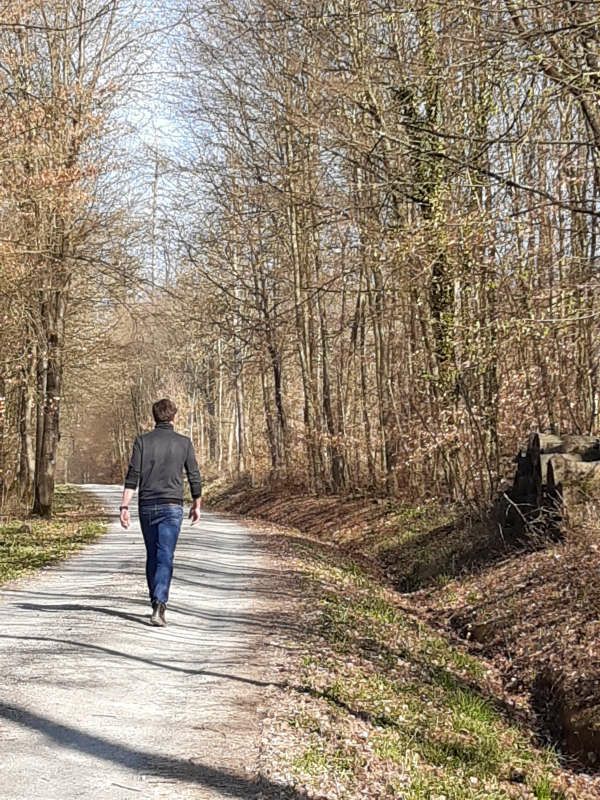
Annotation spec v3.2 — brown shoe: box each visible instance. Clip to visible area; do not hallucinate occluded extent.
[151,601,166,627]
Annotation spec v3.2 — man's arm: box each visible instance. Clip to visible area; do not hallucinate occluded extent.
[121,437,141,529]
[185,439,202,525]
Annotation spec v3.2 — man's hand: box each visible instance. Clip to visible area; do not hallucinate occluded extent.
[189,499,202,526]
[119,488,134,529]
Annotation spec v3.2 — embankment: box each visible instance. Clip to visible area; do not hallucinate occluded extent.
[207,481,600,778]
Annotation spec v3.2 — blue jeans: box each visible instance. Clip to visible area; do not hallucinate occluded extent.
[139,503,184,604]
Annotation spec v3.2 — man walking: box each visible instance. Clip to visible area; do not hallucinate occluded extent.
[120,398,202,627]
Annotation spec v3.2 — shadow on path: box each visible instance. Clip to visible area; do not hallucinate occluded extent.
[17,603,150,627]
[0,632,413,733]
[0,634,269,683]
[0,702,312,799]
[14,601,302,633]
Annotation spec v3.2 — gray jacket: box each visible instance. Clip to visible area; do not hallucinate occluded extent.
[124,422,202,505]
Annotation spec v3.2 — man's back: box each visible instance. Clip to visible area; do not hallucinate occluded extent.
[124,421,202,506]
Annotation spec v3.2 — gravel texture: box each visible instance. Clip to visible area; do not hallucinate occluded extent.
[0,485,281,800]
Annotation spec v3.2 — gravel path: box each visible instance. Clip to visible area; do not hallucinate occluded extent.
[0,485,282,800]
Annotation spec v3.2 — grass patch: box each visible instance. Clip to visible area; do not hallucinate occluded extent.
[212,483,599,794]
[0,485,106,584]
[277,545,570,799]
[293,740,357,779]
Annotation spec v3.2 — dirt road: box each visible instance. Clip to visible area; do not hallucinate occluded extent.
[0,485,285,800]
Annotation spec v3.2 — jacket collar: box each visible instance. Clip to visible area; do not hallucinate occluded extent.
[155,421,174,430]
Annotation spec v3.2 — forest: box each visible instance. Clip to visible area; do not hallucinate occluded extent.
[1,3,600,798]
[1,0,599,517]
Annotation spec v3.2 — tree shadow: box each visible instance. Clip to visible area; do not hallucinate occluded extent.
[17,602,151,626]
[377,516,525,591]
[0,630,471,736]
[14,601,304,637]
[0,701,316,799]
[0,632,294,686]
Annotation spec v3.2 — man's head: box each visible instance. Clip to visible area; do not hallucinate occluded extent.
[152,398,177,424]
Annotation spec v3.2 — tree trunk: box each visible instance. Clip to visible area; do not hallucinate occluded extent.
[18,346,36,501]
[234,363,245,475]
[0,373,5,504]
[32,289,67,518]
[261,365,278,472]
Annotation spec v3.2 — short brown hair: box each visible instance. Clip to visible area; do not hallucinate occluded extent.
[152,398,177,423]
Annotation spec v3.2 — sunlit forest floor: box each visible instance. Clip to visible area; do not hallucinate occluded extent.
[209,482,600,800]
[0,486,106,584]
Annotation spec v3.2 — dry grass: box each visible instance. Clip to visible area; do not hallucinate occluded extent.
[423,516,600,772]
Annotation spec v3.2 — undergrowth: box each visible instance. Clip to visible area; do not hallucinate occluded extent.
[0,485,105,584]
[265,540,574,800]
